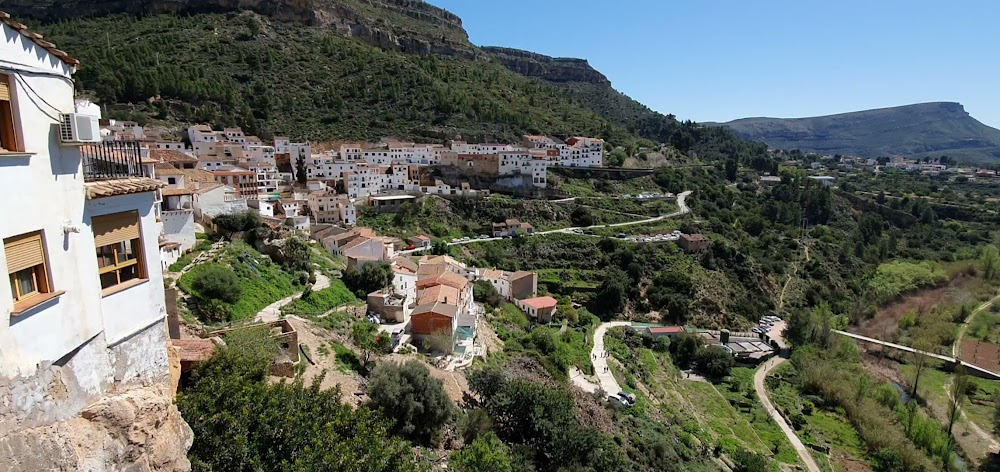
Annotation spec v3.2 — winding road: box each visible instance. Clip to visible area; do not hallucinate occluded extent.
[446,190,692,247]
[753,356,822,472]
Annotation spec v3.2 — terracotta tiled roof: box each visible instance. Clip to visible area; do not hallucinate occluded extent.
[416,271,468,291]
[154,164,185,176]
[150,149,197,163]
[0,12,79,67]
[508,271,534,282]
[521,296,558,310]
[84,178,164,199]
[162,188,194,196]
[419,284,460,306]
[411,302,459,319]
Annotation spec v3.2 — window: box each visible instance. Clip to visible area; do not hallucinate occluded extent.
[0,74,20,152]
[92,211,146,292]
[167,177,177,185]
[5,231,50,304]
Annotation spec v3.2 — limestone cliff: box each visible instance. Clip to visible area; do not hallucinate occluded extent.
[482,46,610,85]
[0,0,480,59]
[0,384,194,471]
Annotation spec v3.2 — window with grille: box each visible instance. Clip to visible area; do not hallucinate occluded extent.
[92,211,146,291]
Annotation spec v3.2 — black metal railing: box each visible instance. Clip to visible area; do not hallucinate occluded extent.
[82,141,147,181]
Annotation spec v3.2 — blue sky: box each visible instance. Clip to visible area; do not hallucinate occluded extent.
[429,0,1000,128]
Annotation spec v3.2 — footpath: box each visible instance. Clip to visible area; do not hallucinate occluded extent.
[753,356,821,472]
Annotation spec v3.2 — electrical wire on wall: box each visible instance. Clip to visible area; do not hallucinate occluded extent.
[10,73,65,123]
[0,64,76,123]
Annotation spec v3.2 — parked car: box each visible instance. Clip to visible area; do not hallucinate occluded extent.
[616,233,627,238]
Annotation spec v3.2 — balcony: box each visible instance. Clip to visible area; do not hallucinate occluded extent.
[82,141,147,181]
[82,141,163,200]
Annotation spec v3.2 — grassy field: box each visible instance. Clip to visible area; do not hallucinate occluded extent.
[177,241,300,321]
[600,329,800,470]
[280,281,358,316]
[764,363,868,471]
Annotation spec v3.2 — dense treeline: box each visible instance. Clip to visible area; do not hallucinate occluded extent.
[37,11,764,159]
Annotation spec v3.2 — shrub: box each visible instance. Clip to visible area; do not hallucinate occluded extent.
[367,360,455,443]
[343,262,393,298]
[189,265,242,321]
[178,327,419,472]
[694,345,734,378]
[473,280,502,309]
[450,432,514,472]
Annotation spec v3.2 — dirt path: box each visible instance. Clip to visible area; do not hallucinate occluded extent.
[953,291,1000,357]
[754,356,822,472]
[256,272,331,323]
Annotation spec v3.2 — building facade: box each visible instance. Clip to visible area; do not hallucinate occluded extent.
[0,18,189,468]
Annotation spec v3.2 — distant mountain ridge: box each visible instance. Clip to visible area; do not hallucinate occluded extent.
[712,102,1000,163]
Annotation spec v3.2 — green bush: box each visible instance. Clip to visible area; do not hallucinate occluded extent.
[450,432,514,472]
[473,280,502,309]
[178,327,419,472]
[343,262,393,298]
[367,360,455,443]
[694,345,734,378]
[178,243,299,321]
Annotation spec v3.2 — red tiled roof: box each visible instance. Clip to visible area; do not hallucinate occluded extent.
[521,296,558,310]
[0,12,80,67]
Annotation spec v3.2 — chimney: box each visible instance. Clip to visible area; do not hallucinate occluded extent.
[720,329,730,345]
[194,181,201,190]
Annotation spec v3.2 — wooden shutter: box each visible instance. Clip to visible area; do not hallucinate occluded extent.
[0,80,9,101]
[5,232,44,273]
[92,211,140,247]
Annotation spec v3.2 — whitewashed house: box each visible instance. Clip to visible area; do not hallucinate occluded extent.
[0,17,177,457]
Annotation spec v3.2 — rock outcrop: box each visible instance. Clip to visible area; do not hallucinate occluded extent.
[0,384,194,471]
[0,0,480,59]
[482,47,610,84]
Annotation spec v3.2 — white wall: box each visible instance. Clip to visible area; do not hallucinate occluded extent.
[0,24,170,433]
[83,193,166,345]
[160,210,196,251]
[0,23,99,377]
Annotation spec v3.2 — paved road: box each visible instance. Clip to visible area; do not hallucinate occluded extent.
[446,190,692,247]
[953,292,1000,357]
[754,356,822,472]
[255,271,331,323]
[589,321,631,395]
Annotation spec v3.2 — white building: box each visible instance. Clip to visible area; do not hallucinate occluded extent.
[0,19,182,464]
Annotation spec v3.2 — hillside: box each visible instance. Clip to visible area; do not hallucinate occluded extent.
[714,102,1000,163]
[1,0,760,159]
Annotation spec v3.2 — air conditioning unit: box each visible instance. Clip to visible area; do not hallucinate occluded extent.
[59,113,101,144]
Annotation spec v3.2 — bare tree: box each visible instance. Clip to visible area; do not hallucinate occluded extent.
[948,363,969,437]
[909,337,933,398]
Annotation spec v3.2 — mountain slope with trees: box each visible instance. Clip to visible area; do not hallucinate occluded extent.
[5,0,758,158]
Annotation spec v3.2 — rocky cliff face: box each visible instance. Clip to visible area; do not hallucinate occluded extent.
[0,384,193,471]
[482,47,610,84]
[0,0,480,59]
